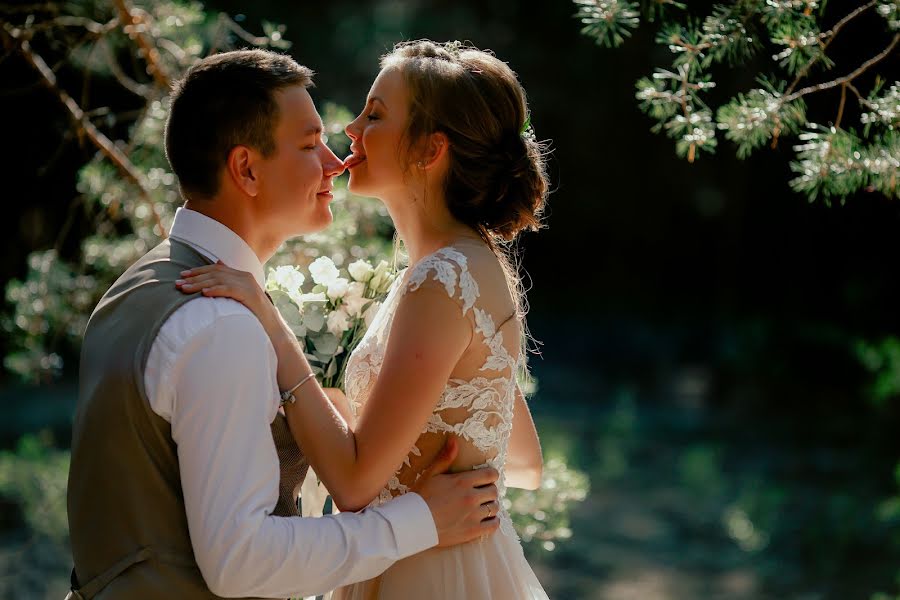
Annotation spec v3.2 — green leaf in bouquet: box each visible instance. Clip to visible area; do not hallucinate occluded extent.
[268,289,306,336]
[312,284,327,294]
[302,305,325,332]
[312,332,339,356]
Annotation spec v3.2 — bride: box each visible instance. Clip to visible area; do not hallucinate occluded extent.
[178,39,551,598]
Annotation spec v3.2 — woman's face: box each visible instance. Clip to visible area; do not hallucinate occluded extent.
[344,67,412,199]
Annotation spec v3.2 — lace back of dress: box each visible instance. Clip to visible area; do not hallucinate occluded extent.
[344,245,522,537]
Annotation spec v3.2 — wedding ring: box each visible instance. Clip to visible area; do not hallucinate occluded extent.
[483,502,494,519]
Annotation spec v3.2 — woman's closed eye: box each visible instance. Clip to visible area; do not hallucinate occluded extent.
[366,112,380,122]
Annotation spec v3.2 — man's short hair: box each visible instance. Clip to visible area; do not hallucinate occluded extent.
[164,49,314,199]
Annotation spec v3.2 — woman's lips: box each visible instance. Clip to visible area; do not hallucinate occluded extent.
[343,153,367,169]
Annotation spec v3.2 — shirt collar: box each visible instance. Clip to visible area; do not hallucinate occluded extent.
[168,207,265,288]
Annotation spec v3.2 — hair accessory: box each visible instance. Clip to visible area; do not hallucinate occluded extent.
[520,116,535,141]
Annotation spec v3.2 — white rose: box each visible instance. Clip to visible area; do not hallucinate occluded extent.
[369,260,392,293]
[363,301,381,327]
[309,256,340,286]
[326,277,350,300]
[267,265,304,292]
[343,282,367,316]
[326,306,351,336]
[348,259,375,283]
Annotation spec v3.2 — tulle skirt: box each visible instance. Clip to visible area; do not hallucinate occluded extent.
[332,514,549,600]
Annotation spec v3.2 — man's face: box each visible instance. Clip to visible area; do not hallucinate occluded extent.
[254,85,344,237]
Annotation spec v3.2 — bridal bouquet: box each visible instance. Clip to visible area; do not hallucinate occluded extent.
[265,256,397,389]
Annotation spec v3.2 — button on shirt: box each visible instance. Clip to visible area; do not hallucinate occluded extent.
[143,207,438,598]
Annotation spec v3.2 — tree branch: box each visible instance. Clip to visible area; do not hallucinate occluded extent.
[111,0,171,90]
[846,81,878,111]
[2,24,166,238]
[784,33,900,103]
[784,1,878,97]
[835,82,847,129]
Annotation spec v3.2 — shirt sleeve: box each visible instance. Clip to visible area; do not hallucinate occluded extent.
[169,310,438,598]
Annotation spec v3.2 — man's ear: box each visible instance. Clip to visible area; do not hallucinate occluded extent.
[419,131,449,171]
[225,145,260,197]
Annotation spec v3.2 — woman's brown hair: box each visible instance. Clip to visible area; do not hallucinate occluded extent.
[382,39,550,360]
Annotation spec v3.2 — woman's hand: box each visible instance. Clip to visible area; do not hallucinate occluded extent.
[176,262,282,335]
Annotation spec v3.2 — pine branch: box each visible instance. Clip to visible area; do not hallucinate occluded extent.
[783,0,877,96]
[783,33,900,103]
[1,24,166,238]
[112,0,171,90]
[101,37,153,97]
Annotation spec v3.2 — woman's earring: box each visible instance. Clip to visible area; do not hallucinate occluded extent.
[417,161,424,169]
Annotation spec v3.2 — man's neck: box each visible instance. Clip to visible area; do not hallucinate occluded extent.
[183,199,280,264]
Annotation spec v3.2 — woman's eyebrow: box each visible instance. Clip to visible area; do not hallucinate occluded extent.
[368,96,387,109]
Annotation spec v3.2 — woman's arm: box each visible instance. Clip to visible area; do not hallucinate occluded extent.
[176,265,470,511]
[504,385,543,490]
[322,387,355,427]
[281,285,471,510]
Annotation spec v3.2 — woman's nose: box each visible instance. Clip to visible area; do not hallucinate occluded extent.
[345,117,360,141]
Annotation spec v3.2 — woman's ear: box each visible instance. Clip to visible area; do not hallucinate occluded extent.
[226,145,260,197]
[419,131,449,171]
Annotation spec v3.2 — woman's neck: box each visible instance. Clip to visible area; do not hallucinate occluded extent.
[384,190,480,266]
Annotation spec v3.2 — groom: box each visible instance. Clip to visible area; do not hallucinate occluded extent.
[66,49,500,599]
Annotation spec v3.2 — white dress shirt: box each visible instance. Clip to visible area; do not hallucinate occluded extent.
[143,207,438,598]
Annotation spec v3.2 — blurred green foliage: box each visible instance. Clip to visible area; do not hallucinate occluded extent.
[0,431,69,542]
[506,457,590,555]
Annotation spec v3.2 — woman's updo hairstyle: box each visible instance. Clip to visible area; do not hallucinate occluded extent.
[380,40,549,243]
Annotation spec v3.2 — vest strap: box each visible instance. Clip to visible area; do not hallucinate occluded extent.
[70,547,198,599]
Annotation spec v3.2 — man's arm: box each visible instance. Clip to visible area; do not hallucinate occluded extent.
[170,307,437,598]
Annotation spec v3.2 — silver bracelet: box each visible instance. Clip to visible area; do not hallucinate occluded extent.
[279,372,316,407]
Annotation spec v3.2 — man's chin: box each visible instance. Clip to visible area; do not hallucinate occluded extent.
[310,207,334,231]
[285,210,332,239]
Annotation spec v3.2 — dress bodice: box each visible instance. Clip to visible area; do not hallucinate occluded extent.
[343,243,520,538]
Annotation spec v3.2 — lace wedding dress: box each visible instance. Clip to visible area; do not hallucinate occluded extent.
[332,240,549,599]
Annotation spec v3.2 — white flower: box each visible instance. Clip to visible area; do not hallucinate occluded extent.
[348,259,375,283]
[326,277,350,300]
[344,282,367,316]
[363,301,381,327]
[326,306,352,336]
[369,260,393,294]
[309,256,340,286]
[267,265,305,293]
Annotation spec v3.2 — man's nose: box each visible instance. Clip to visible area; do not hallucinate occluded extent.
[320,143,344,177]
